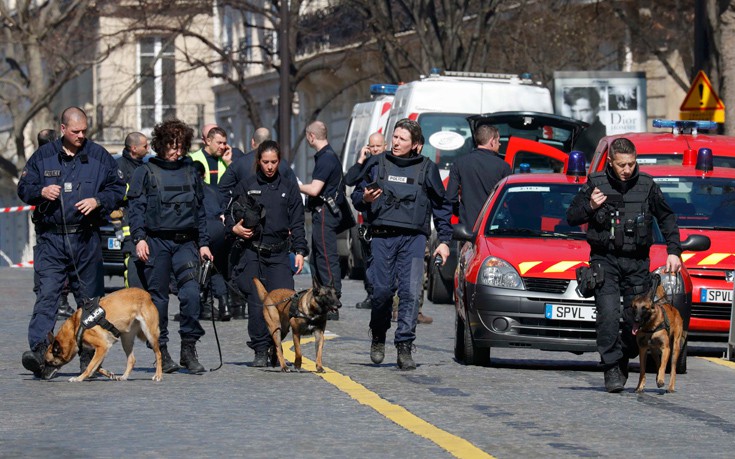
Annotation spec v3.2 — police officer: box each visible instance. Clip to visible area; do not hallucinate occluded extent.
[351,119,452,370]
[446,124,511,227]
[566,138,682,393]
[299,121,348,320]
[128,118,213,374]
[19,106,125,378]
[226,140,308,367]
[116,132,149,289]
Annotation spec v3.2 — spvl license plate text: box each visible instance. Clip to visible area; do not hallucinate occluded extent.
[545,303,597,322]
[701,288,733,304]
[107,237,121,250]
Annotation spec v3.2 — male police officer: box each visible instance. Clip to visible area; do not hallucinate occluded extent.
[128,118,213,374]
[351,119,452,370]
[566,138,682,392]
[19,107,125,378]
[300,121,348,320]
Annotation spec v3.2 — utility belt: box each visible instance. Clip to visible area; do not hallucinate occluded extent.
[245,239,289,257]
[370,226,420,238]
[38,223,95,234]
[147,230,197,243]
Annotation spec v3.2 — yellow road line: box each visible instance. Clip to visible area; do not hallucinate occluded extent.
[282,336,495,459]
[699,356,735,369]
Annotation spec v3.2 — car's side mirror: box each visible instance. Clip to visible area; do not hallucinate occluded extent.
[453,224,476,242]
[681,234,711,252]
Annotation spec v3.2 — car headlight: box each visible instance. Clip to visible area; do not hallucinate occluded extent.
[478,256,524,289]
[652,267,684,295]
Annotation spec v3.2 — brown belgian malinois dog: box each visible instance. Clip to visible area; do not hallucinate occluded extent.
[44,288,163,382]
[631,277,684,393]
[253,277,340,373]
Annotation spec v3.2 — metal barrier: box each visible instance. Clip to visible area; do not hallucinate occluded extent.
[0,202,34,268]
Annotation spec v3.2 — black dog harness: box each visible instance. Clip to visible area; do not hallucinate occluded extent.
[288,289,320,322]
[650,302,671,334]
[75,298,121,354]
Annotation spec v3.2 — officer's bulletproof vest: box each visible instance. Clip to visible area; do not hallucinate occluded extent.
[586,171,654,253]
[143,162,198,231]
[370,154,431,231]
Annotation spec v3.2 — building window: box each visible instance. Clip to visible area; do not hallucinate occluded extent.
[139,37,176,130]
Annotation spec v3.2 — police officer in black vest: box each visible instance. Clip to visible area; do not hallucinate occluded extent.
[128,119,213,374]
[566,138,682,393]
[351,119,452,370]
[227,140,308,367]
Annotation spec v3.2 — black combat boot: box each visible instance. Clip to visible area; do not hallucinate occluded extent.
[159,345,181,373]
[604,364,626,393]
[356,295,372,309]
[252,349,269,367]
[21,344,48,378]
[370,331,386,364]
[396,341,417,370]
[200,290,215,321]
[56,295,74,321]
[217,294,232,322]
[180,341,205,374]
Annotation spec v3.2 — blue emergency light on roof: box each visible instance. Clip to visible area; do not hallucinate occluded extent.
[519,163,531,173]
[652,119,718,135]
[566,151,586,178]
[695,147,714,172]
[369,84,398,96]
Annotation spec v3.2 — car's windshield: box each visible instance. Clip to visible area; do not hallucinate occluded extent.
[484,183,587,239]
[638,154,735,168]
[654,176,735,229]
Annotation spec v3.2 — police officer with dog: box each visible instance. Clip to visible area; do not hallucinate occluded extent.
[226,140,308,367]
[19,106,125,378]
[351,119,452,370]
[566,138,682,393]
[127,118,213,375]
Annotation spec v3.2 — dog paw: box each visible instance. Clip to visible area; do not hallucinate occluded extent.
[68,376,83,382]
[117,375,127,381]
[657,380,665,388]
[280,367,291,373]
[315,367,325,374]
[666,387,676,393]
[152,375,162,382]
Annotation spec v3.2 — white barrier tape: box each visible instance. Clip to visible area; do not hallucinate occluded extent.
[0,205,35,213]
[10,260,34,268]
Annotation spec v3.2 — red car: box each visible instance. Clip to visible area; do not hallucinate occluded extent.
[452,167,710,370]
[588,120,735,173]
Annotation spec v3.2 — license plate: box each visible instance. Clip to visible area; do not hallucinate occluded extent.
[700,288,733,304]
[545,303,597,322]
[107,237,121,250]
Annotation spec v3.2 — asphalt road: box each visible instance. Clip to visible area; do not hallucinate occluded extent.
[2,267,735,458]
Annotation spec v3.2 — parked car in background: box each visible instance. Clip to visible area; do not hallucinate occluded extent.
[452,165,711,371]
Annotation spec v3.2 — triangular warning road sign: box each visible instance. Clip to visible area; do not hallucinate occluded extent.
[680,71,725,111]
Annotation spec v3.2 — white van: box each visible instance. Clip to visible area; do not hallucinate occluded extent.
[338,84,396,278]
[384,70,554,177]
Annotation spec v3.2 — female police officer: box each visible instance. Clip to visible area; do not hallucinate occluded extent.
[227,140,308,367]
[127,119,213,374]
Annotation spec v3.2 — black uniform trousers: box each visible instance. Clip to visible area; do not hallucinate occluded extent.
[134,237,205,346]
[591,251,650,367]
[310,206,342,294]
[29,231,104,349]
[233,246,294,353]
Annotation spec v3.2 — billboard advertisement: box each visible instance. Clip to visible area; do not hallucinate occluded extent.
[554,71,647,160]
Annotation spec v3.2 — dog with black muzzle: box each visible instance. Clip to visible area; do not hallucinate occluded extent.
[254,277,340,373]
[631,276,684,393]
[44,288,163,382]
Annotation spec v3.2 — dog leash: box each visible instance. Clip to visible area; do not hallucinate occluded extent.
[200,256,223,372]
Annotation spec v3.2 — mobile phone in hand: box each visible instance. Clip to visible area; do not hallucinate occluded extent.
[365,181,380,191]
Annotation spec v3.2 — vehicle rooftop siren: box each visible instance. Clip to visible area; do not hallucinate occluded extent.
[566,151,586,182]
[695,147,714,174]
[519,163,532,174]
[369,84,398,96]
[652,119,718,136]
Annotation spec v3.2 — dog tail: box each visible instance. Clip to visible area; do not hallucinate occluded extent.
[252,277,269,303]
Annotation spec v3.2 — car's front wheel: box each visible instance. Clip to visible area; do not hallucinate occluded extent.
[455,310,490,366]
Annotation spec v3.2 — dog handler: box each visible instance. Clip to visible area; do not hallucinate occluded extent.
[226,140,308,367]
[18,107,125,378]
[127,119,213,374]
[566,138,682,393]
[350,119,452,370]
